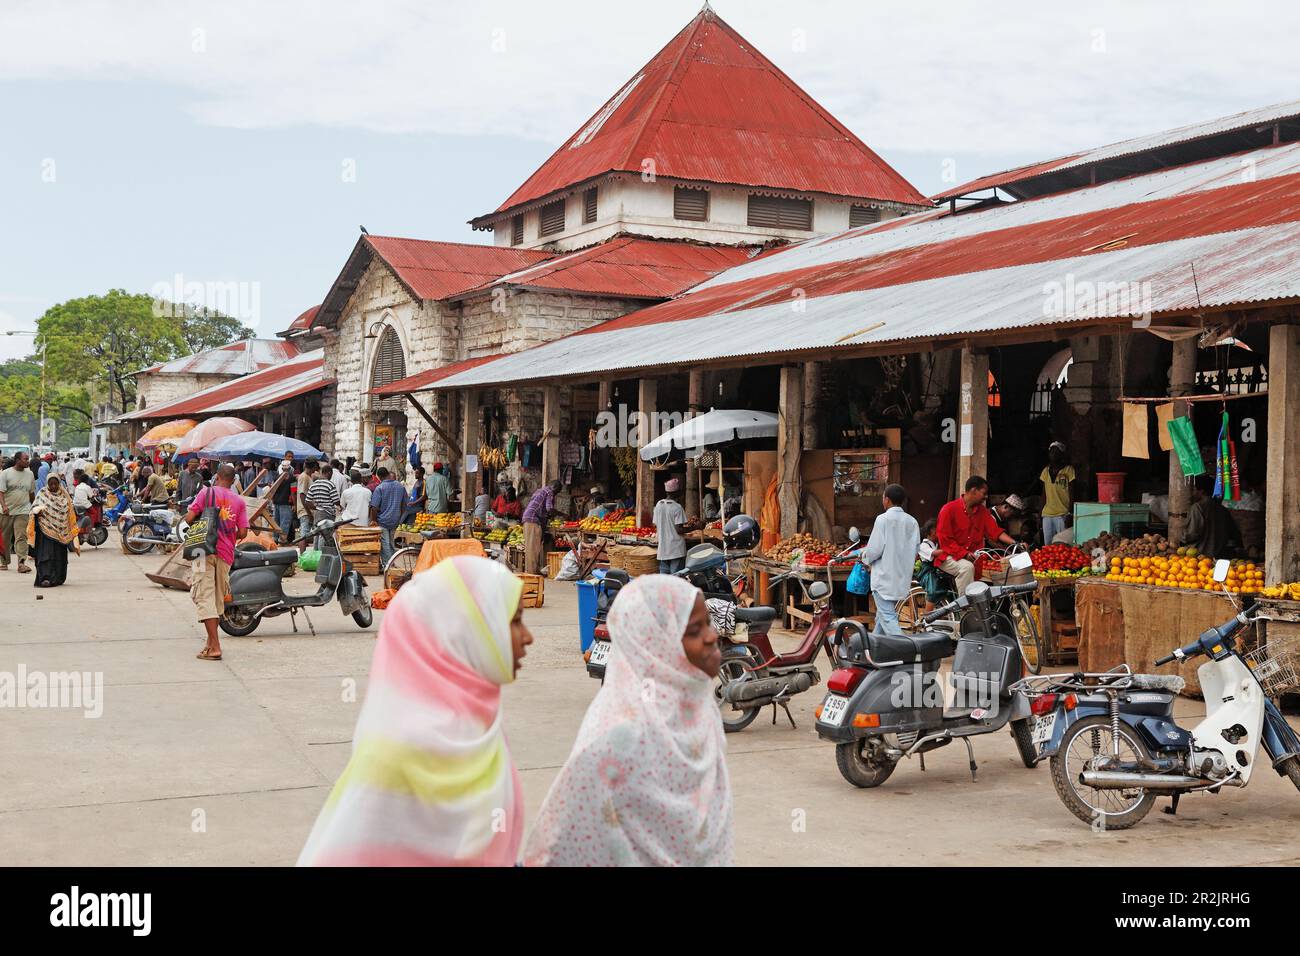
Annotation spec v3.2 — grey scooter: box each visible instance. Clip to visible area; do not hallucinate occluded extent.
[219,516,372,637]
[814,578,1042,788]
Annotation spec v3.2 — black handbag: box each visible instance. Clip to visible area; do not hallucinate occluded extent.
[182,487,221,560]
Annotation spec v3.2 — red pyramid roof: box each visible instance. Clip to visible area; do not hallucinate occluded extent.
[480,8,926,222]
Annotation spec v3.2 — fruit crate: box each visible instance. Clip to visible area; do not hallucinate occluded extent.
[517,573,545,609]
[346,555,382,576]
[546,550,568,579]
[337,525,382,554]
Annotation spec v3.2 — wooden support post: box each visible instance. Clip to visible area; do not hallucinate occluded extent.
[1166,336,1198,547]
[685,369,704,520]
[1265,323,1300,585]
[778,365,803,540]
[403,393,462,458]
[802,361,821,450]
[461,389,479,537]
[956,347,989,491]
[541,385,561,487]
[636,378,658,527]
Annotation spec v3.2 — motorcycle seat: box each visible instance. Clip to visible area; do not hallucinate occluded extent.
[735,606,777,624]
[232,547,300,570]
[867,631,956,665]
[1129,674,1186,693]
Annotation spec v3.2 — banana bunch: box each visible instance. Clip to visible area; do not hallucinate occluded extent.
[478,445,507,470]
[1260,581,1300,600]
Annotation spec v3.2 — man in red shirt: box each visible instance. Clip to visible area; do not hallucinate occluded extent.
[935,475,1015,595]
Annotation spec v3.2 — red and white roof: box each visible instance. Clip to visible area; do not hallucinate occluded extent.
[425,138,1300,389]
[476,8,927,226]
[133,338,299,377]
[123,349,331,420]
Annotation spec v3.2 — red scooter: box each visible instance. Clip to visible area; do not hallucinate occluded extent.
[714,535,861,733]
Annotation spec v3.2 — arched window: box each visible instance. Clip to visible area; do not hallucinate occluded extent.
[369,326,407,412]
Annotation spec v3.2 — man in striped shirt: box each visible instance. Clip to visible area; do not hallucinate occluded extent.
[305,464,340,548]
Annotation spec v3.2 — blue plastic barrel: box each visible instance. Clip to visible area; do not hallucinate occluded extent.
[576,579,600,652]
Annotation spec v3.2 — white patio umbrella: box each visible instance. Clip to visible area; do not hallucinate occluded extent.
[638,408,778,461]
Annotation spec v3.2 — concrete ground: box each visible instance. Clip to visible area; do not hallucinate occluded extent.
[2,540,1299,866]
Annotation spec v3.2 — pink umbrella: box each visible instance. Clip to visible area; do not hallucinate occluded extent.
[174,417,257,457]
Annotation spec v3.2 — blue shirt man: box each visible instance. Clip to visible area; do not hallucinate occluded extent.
[36,458,50,486]
[369,471,406,530]
[863,484,920,636]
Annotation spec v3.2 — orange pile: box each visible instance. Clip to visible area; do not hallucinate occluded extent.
[1105,554,1265,593]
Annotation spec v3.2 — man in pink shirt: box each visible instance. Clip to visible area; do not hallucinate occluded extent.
[186,463,249,661]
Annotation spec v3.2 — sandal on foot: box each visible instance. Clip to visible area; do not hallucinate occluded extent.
[196,649,223,661]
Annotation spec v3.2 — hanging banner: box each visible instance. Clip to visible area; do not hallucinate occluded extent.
[1155,402,1175,452]
[1122,403,1149,459]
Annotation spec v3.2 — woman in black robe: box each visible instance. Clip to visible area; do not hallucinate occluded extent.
[30,474,78,587]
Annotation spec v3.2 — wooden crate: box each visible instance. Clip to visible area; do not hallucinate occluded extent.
[338,526,382,555]
[546,550,568,578]
[347,556,382,576]
[517,573,545,609]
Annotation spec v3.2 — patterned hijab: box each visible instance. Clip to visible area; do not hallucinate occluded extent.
[525,574,733,866]
[298,556,524,866]
[34,479,77,548]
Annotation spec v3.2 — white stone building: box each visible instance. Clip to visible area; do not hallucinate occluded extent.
[301,7,926,482]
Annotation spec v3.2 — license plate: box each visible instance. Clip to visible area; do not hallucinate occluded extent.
[588,640,611,667]
[820,694,850,727]
[1030,712,1057,745]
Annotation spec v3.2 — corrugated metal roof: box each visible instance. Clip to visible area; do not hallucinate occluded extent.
[936,98,1300,200]
[463,237,757,299]
[363,236,554,301]
[479,9,926,224]
[124,349,331,420]
[370,353,504,396]
[424,142,1300,391]
[133,338,299,377]
[286,305,320,333]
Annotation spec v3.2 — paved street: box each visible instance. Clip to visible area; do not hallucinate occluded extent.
[2,541,1299,867]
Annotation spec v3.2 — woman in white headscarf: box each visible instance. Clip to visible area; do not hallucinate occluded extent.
[525,573,732,866]
[298,555,533,866]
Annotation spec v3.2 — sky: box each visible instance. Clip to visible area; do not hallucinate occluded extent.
[2,0,1299,362]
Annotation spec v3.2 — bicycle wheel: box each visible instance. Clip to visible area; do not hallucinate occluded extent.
[894,587,929,631]
[1010,597,1042,674]
[383,547,421,591]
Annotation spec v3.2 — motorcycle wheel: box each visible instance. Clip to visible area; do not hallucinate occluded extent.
[1279,756,1300,793]
[122,523,156,555]
[219,607,261,637]
[835,737,897,788]
[1049,715,1156,829]
[713,649,760,733]
[89,526,109,548]
[1009,718,1040,768]
[352,604,374,629]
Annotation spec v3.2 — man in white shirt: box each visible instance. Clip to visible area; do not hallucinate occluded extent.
[340,470,372,527]
[862,484,921,636]
[653,477,697,574]
[329,459,349,500]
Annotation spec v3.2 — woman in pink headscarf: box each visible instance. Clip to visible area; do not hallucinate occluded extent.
[525,573,732,866]
[298,555,533,866]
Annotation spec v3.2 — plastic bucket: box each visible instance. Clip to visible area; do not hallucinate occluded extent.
[1096,472,1126,504]
[576,579,599,653]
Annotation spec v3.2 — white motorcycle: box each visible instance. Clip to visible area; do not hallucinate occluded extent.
[1015,559,1300,829]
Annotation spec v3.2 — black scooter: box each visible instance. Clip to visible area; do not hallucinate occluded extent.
[815,578,1043,788]
[219,516,372,637]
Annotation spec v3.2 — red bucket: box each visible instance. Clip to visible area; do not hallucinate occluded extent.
[1096,472,1126,504]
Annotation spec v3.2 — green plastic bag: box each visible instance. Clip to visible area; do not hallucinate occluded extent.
[298,548,322,572]
[1166,415,1205,477]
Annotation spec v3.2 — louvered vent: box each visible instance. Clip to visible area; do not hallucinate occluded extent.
[850,204,882,228]
[583,188,598,224]
[747,194,813,230]
[540,200,566,236]
[370,327,407,411]
[674,186,709,221]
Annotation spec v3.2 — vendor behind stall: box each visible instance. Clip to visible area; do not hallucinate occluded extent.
[653,477,699,574]
[993,494,1027,539]
[1186,475,1240,558]
[1030,441,1079,545]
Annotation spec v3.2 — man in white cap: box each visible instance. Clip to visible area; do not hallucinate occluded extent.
[993,493,1026,536]
[653,476,697,574]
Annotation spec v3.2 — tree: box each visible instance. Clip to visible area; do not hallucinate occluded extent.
[36,290,254,413]
[178,303,255,354]
[0,358,92,443]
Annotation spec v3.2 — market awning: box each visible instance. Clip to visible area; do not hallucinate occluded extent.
[369,353,504,396]
[418,139,1300,391]
[122,349,332,421]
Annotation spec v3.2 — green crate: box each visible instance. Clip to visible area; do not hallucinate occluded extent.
[1073,502,1151,543]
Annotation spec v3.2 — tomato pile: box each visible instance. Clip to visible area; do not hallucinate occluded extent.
[1031,543,1090,572]
[802,552,831,567]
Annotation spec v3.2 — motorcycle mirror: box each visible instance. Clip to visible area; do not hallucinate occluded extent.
[1009,552,1034,571]
[1213,559,1231,584]
[848,526,861,543]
